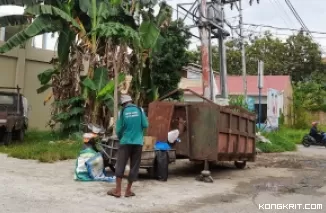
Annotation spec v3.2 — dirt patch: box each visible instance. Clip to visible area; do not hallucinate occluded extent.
[233,152,326,198]
[255,152,326,170]
[197,193,242,204]
[235,174,326,196]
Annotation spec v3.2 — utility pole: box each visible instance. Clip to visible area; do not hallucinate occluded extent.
[218,1,228,99]
[258,60,264,129]
[208,27,214,101]
[238,0,247,100]
[199,0,211,100]
[177,1,231,101]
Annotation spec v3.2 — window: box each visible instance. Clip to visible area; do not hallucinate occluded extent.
[187,71,201,79]
[0,95,14,105]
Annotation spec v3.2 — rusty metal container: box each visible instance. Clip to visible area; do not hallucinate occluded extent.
[147,89,256,163]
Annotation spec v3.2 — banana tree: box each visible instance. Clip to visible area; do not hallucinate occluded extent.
[133,1,172,107]
[0,0,172,133]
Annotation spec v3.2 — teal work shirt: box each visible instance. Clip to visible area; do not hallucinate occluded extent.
[116,104,149,145]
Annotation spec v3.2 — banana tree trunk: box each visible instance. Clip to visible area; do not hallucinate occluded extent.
[113,59,119,137]
[112,44,126,136]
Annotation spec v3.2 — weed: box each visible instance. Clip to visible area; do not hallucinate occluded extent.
[257,127,307,153]
[0,129,82,163]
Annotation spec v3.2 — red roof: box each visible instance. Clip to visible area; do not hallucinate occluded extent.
[185,75,291,96]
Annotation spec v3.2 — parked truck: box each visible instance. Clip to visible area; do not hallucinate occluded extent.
[0,86,28,145]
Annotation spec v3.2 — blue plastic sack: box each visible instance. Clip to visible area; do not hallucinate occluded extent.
[85,153,116,183]
[154,141,171,151]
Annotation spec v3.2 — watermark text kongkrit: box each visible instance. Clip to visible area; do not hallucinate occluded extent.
[259,204,322,210]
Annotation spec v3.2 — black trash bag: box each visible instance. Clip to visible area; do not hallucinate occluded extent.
[154,151,169,181]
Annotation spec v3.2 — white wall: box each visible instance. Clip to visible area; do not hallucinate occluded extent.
[187,71,201,79]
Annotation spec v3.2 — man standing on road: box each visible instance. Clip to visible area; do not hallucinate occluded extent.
[108,94,149,198]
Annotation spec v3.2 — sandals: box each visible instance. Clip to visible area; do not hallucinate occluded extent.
[124,192,136,198]
[107,189,121,198]
[107,189,136,198]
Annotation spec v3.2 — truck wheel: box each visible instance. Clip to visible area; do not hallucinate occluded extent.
[234,161,246,169]
[18,129,25,142]
[4,132,12,146]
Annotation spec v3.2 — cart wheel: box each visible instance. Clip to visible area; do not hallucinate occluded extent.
[147,167,156,179]
[4,132,12,146]
[234,161,246,169]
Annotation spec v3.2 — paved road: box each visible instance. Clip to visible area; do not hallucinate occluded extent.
[1,145,326,213]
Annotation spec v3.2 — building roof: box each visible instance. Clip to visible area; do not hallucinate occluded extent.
[184,75,291,96]
[182,63,219,74]
[322,57,326,64]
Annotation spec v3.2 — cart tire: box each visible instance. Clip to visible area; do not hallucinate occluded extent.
[18,129,25,142]
[4,132,12,146]
[147,167,156,179]
[234,161,246,169]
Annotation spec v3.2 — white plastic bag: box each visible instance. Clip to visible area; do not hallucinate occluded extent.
[168,129,180,143]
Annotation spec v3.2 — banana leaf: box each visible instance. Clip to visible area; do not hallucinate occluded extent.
[36,84,52,94]
[139,20,159,50]
[97,73,125,99]
[0,15,63,53]
[24,5,80,29]
[37,68,58,85]
[93,67,109,92]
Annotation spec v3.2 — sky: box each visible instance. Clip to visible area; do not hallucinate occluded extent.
[1,0,326,52]
[169,0,326,51]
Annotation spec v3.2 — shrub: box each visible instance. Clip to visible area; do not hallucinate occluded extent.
[257,131,297,153]
[256,127,305,153]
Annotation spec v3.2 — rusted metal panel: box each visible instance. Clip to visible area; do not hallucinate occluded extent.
[146,95,256,163]
[216,103,256,162]
[170,106,190,157]
[147,102,174,141]
[189,104,218,161]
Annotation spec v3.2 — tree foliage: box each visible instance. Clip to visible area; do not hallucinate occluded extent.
[0,0,174,133]
[151,20,191,99]
[291,72,326,128]
[188,31,324,82]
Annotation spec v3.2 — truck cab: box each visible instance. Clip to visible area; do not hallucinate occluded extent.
[0,86,28,145]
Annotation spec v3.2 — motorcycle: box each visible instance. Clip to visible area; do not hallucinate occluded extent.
[82,123,116,172]
[301,131,326,148]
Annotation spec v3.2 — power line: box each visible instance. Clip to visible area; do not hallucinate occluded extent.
[273,0,296,27]
[243,28,326,39]
[284,0,314,41]
[242,23,326,35]
[267,0,291,28]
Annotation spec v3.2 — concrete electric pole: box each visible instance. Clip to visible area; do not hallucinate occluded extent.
[238,0,247,99]
[199,0,211,100]
[218,1,228,99]
[177,0,233,102]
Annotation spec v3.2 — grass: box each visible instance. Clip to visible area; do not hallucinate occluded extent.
[256,127,308,153]
[0,130,83,163]
[0,126,314,159]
